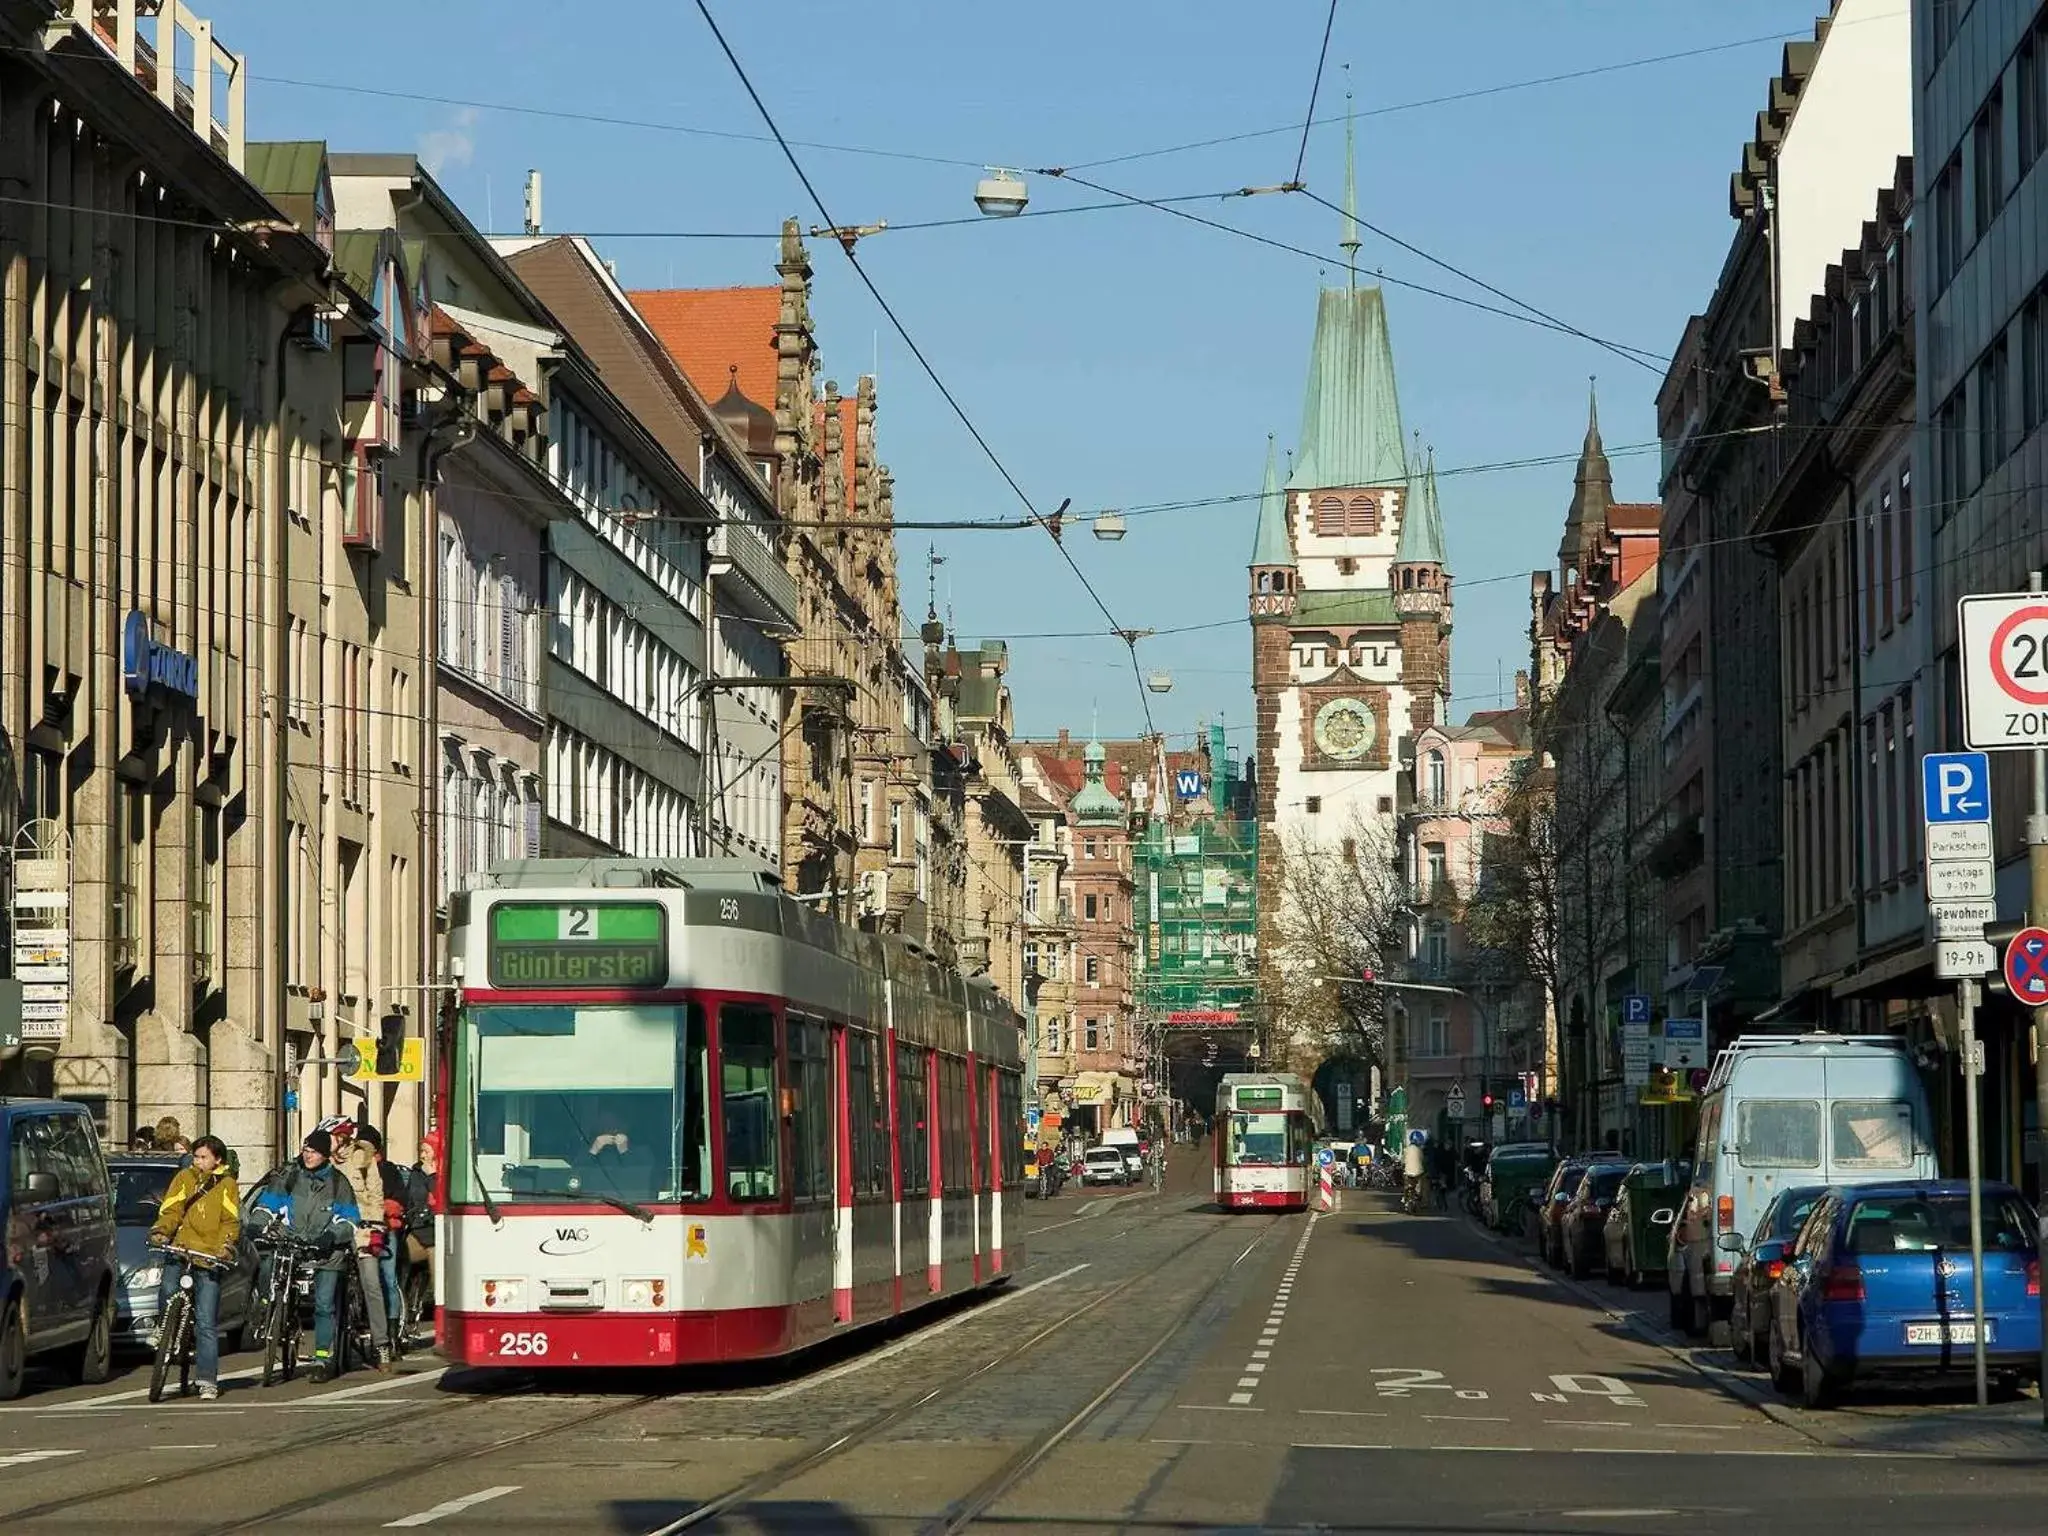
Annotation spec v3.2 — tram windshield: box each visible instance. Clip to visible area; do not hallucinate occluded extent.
[451,1001,711,1206]
[1224,1110,1300,1166]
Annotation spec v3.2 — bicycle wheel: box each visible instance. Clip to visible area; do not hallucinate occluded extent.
[149,1292,189,1404]
[261,1280,288,1386]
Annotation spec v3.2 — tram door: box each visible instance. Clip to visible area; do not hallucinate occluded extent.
[788,1012,837,1318]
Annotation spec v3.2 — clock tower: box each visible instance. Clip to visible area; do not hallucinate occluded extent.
[1249,113,1451,1024]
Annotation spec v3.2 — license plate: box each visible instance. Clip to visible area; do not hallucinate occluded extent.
[1905,1320,1992,1345]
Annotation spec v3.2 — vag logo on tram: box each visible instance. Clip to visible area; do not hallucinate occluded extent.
[540,1226,593,1253]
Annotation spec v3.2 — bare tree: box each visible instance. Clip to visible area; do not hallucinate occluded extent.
[1264,813,1411,1078]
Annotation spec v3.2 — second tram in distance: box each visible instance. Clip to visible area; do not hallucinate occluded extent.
[1213,1072,1321,1211]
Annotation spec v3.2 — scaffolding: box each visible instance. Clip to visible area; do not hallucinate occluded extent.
[1135,751,1257,1021]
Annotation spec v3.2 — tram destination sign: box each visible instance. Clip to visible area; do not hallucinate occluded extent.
[487,901,669,988]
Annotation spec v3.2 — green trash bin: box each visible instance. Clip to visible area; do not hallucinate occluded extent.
[1605,1159,1688,1290]
[1481,1142,1559,1234]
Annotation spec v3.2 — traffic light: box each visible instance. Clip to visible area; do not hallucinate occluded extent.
[1481,1092,1495,1111]
[1360,966,1376,984]
[1982,920,2027,997]
[375,1013,405,1077]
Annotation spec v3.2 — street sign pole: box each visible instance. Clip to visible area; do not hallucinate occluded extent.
[1959,978,1991,1407]
[2028,571,2048,1429]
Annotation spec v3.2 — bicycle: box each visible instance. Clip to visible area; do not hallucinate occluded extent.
[249,1228,322,1387]
[147,1244,225,1403]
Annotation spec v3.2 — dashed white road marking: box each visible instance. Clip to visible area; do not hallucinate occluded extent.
[383,1486,521,1527]
[1226,1214,1318,1409]
[0,1450,83,1470]
[309,1366,450,1402]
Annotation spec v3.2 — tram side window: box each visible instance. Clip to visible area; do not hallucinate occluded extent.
[788,1016,833,1204]
[847,1030,889,1198]
[721,1003,780,1202]
[898,1044,930,1198]
[997,1071,1023,1183]
[939,1057,967,1191]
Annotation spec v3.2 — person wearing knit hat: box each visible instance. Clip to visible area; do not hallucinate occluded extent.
[246,1125,362,1379]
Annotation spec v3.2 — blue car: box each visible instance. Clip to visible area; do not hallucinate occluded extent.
[1767,1179,2041,1408]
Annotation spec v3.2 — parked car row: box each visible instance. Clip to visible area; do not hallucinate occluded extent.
[1505,1038,2038,1410]
[1721,1178,2041,1408]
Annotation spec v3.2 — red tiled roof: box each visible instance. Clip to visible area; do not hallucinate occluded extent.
[1025,752,1129,799]
[1610,501,1661,531]
[627,286,780,413]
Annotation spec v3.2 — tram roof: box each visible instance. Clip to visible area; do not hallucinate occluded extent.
[458,857,1020,1042]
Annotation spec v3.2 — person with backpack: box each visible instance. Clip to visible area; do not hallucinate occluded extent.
[147,1135,239,1401]
[247,1129,362,1381]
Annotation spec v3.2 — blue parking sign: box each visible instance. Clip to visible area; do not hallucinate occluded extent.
[1921,752,1991,824]
[1622,994,1651,1025]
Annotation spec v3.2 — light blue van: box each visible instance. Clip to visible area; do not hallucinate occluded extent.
[1666,1035,1936,1339]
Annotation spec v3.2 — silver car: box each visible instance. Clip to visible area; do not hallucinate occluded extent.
[109,1156,259,1352]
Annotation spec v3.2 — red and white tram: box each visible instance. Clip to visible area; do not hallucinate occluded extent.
[1213,1073,1320,1211]
[436,858,1026,1368]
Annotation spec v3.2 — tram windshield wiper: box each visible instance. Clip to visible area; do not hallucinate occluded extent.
[539,1188,656,1225]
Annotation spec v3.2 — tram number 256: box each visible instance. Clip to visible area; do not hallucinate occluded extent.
[496,1330,550,1358]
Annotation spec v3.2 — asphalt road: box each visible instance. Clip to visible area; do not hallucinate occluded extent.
[4,1172,2046,1533]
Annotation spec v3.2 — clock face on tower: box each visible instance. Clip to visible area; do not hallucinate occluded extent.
[1313,697,1377,761]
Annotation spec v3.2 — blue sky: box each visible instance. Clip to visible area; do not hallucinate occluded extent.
[211,0,1832,755]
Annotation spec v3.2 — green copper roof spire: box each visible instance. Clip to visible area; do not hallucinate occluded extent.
[1071,730,1124,827]
[1396,442,1449,570]
[1250,433,1293,567]
[1340,89,1361,287]
[1287,286,1407,490]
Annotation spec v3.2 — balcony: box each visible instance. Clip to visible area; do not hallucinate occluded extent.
[710,522,799,629]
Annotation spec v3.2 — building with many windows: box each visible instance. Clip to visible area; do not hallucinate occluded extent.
[1914,0,2048,1197]
[0,1,468,1161]
[328,155,563,910]
[495,235,719,861]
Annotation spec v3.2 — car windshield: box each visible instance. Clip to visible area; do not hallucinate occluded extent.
[1556,1166,1588,1198]
[112,1163,174,1226]
[1845,1194,2035,1254]
[1585,1167,1627,1200]
[1769,1191,1824,1239]
[1087,1150,1122,1165]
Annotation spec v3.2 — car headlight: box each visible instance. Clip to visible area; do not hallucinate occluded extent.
[129,1265,163,1290]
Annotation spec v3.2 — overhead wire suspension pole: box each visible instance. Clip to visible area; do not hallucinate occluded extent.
[2030,568,2048,1428]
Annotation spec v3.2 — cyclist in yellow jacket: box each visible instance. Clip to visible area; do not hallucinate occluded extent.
[148,1135,240,1400]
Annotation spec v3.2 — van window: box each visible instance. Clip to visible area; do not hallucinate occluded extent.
[1692,1095,1724,1182]
[50,1114,105,1200]
[1830,1101,1916,1169]
[9,1116,55,1195]
[1735,1100,1820,1167]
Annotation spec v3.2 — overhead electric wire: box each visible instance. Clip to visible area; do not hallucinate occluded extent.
[248,72,987,170]
[1291,0,1342,186]
[689,0,1159,734]
[1061,13,1908,172]
[1039,167,1671,361]
[1293,186,1665,372]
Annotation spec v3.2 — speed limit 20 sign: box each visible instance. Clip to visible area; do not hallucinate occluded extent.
[1961,594,2048,749]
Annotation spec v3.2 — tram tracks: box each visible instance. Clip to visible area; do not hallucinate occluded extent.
[644,1208,1293,1535]
[0,1372,537,1527]
[0,1182,1247,1531]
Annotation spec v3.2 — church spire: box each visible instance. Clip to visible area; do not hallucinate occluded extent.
[1340,89,1361,286]
[1560,377,1614,567]
[1250,434,1292,568]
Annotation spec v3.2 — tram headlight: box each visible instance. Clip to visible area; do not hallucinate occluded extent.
[622,1278,668,1309]
[482,1278,524,1309]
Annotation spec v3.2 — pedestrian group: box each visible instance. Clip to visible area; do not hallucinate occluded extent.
[142,1113,440,1400]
